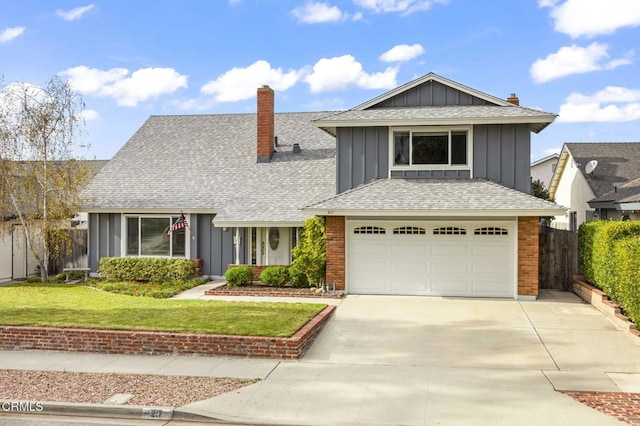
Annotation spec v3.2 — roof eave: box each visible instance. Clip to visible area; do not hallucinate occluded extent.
[81,208,218,214]
[303,208,567,217]
[316,116,556,135]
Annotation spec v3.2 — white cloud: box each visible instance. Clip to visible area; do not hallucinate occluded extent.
[540,0,640,38]
[292,1,344,23]
[354,0,447,16]
[56,4,95,21]
[81,109,99,121]
[380,44,425,62]
[61,66,188,106]
[0,26,25,43]
[304,55,398,92]
[557,86,640,122]
[201,60,300,102]
[530,43,631,83]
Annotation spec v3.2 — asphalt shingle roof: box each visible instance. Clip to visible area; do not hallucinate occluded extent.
[565,142,640,198]
[304,179,565,215]
[81,112,337,224]
[315,105,556,134]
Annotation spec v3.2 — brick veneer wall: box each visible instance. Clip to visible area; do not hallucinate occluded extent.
[518,217,539,297]
[0,306,336,359]
[325,216,345,291]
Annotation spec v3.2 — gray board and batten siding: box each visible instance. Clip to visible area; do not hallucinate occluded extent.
[335,80,532,194]
[88,213,240,276]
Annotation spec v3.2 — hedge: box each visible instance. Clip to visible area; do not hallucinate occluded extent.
[578,220,640,324]
[259,266,289,287]
[98,257,194,282]
[225,266,253,287]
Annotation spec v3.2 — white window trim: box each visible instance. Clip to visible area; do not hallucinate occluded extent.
[121,214,191,259]
[388,125,473,173]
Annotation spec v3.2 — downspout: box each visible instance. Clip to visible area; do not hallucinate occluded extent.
[235,227,240,265]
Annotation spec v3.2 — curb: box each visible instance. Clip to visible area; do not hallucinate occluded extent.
[0,400,224,423]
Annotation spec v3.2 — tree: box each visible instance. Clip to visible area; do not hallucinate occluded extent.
[290,216,326,287]
[532,179,555,225]
[0,76,89,281]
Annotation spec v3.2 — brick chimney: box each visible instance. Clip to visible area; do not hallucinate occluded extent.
[257,85,274,163]
[506,93,520,106]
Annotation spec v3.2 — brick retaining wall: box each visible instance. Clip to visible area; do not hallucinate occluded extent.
[0,305,336,359]
[572,276,639,338]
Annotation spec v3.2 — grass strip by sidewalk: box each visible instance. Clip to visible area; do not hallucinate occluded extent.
[0,284,325,337]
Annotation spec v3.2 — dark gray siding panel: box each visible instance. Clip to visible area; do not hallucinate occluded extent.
[473,124,531,193]
[196,214,236,276]
[109,214,121,257]
[373,81,492,108]
[336,127,388,193]
[89,213,99,272]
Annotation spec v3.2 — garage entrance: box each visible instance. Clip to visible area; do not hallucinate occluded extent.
[347,220,516,297]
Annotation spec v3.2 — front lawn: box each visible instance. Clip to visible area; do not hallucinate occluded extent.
[0,284,325,337]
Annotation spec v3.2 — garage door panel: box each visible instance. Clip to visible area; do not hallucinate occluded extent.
[432,280,469,294]
[471,244,510,257]
[390,279,428,292]
[430,244,468,256]
[431,261,468,274]
[348,221,515,298]
[391,261,429,274]
[472,280,512,294]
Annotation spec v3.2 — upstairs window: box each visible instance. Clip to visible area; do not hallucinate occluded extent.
[393,128,469,168]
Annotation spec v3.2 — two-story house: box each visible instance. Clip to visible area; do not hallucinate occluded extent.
[81,73,564,299]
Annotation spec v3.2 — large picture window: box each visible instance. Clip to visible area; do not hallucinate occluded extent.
[125,216,186,257]
[393,128,469,167]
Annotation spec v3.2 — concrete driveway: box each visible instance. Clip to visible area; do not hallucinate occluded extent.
[304,290,640,374]
[183,290,640,425]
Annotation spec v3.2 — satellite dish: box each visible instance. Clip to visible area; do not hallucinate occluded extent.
[585,160,598,175]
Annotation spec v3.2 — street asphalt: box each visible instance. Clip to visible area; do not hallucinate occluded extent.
[2,288,640,425]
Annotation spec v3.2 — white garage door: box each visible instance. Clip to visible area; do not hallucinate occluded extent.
[347,221,516,298]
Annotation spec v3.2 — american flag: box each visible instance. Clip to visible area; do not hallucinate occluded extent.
[167,214,188,236]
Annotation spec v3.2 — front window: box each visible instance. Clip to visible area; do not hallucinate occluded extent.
[393,128,469,167]
[125,216,186,257]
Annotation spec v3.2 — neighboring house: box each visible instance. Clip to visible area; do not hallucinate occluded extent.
[549,143,640,231]
[82,73,564,299]
[531,153,559,189]
[0,160,108,282]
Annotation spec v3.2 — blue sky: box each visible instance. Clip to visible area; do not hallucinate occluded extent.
[1,0,640,161]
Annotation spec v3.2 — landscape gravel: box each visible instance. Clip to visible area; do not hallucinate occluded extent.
[0,370,257,407]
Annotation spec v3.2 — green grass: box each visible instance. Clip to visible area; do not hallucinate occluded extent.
[0,284,326,337]
[86,278,211,298]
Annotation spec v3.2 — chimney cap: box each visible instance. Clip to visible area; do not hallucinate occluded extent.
[506,93,520,106]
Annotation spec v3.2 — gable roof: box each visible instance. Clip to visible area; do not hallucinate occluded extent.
[81,112,336,225]
[353,73,514,110]
[549,142,640,199]
[304,178,566,217]
[531,153,559,167]
[315,73,556,135]
[589,177,640,210]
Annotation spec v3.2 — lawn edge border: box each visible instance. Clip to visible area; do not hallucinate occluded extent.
[0,305,336,359]
[572,276,639,338]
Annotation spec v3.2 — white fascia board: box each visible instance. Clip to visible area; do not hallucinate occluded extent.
[617,202,640,210]
[304,207,568,217]
[548,146,571,199]
[81,208,218,214]
[315,115,555,130]
[211,220,306,228]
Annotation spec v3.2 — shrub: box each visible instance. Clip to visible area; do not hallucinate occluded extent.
[288,266,309,288]
[259,266,289,287]
[225,266,252,287]
[578,220,640,325]
[291,216,326,287]
[98,257,194,282]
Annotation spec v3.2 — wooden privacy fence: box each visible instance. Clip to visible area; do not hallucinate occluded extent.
[538,225,579,290]
[48,229,88,275]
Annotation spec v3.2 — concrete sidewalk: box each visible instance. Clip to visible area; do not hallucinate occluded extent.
[2,289,640,425]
